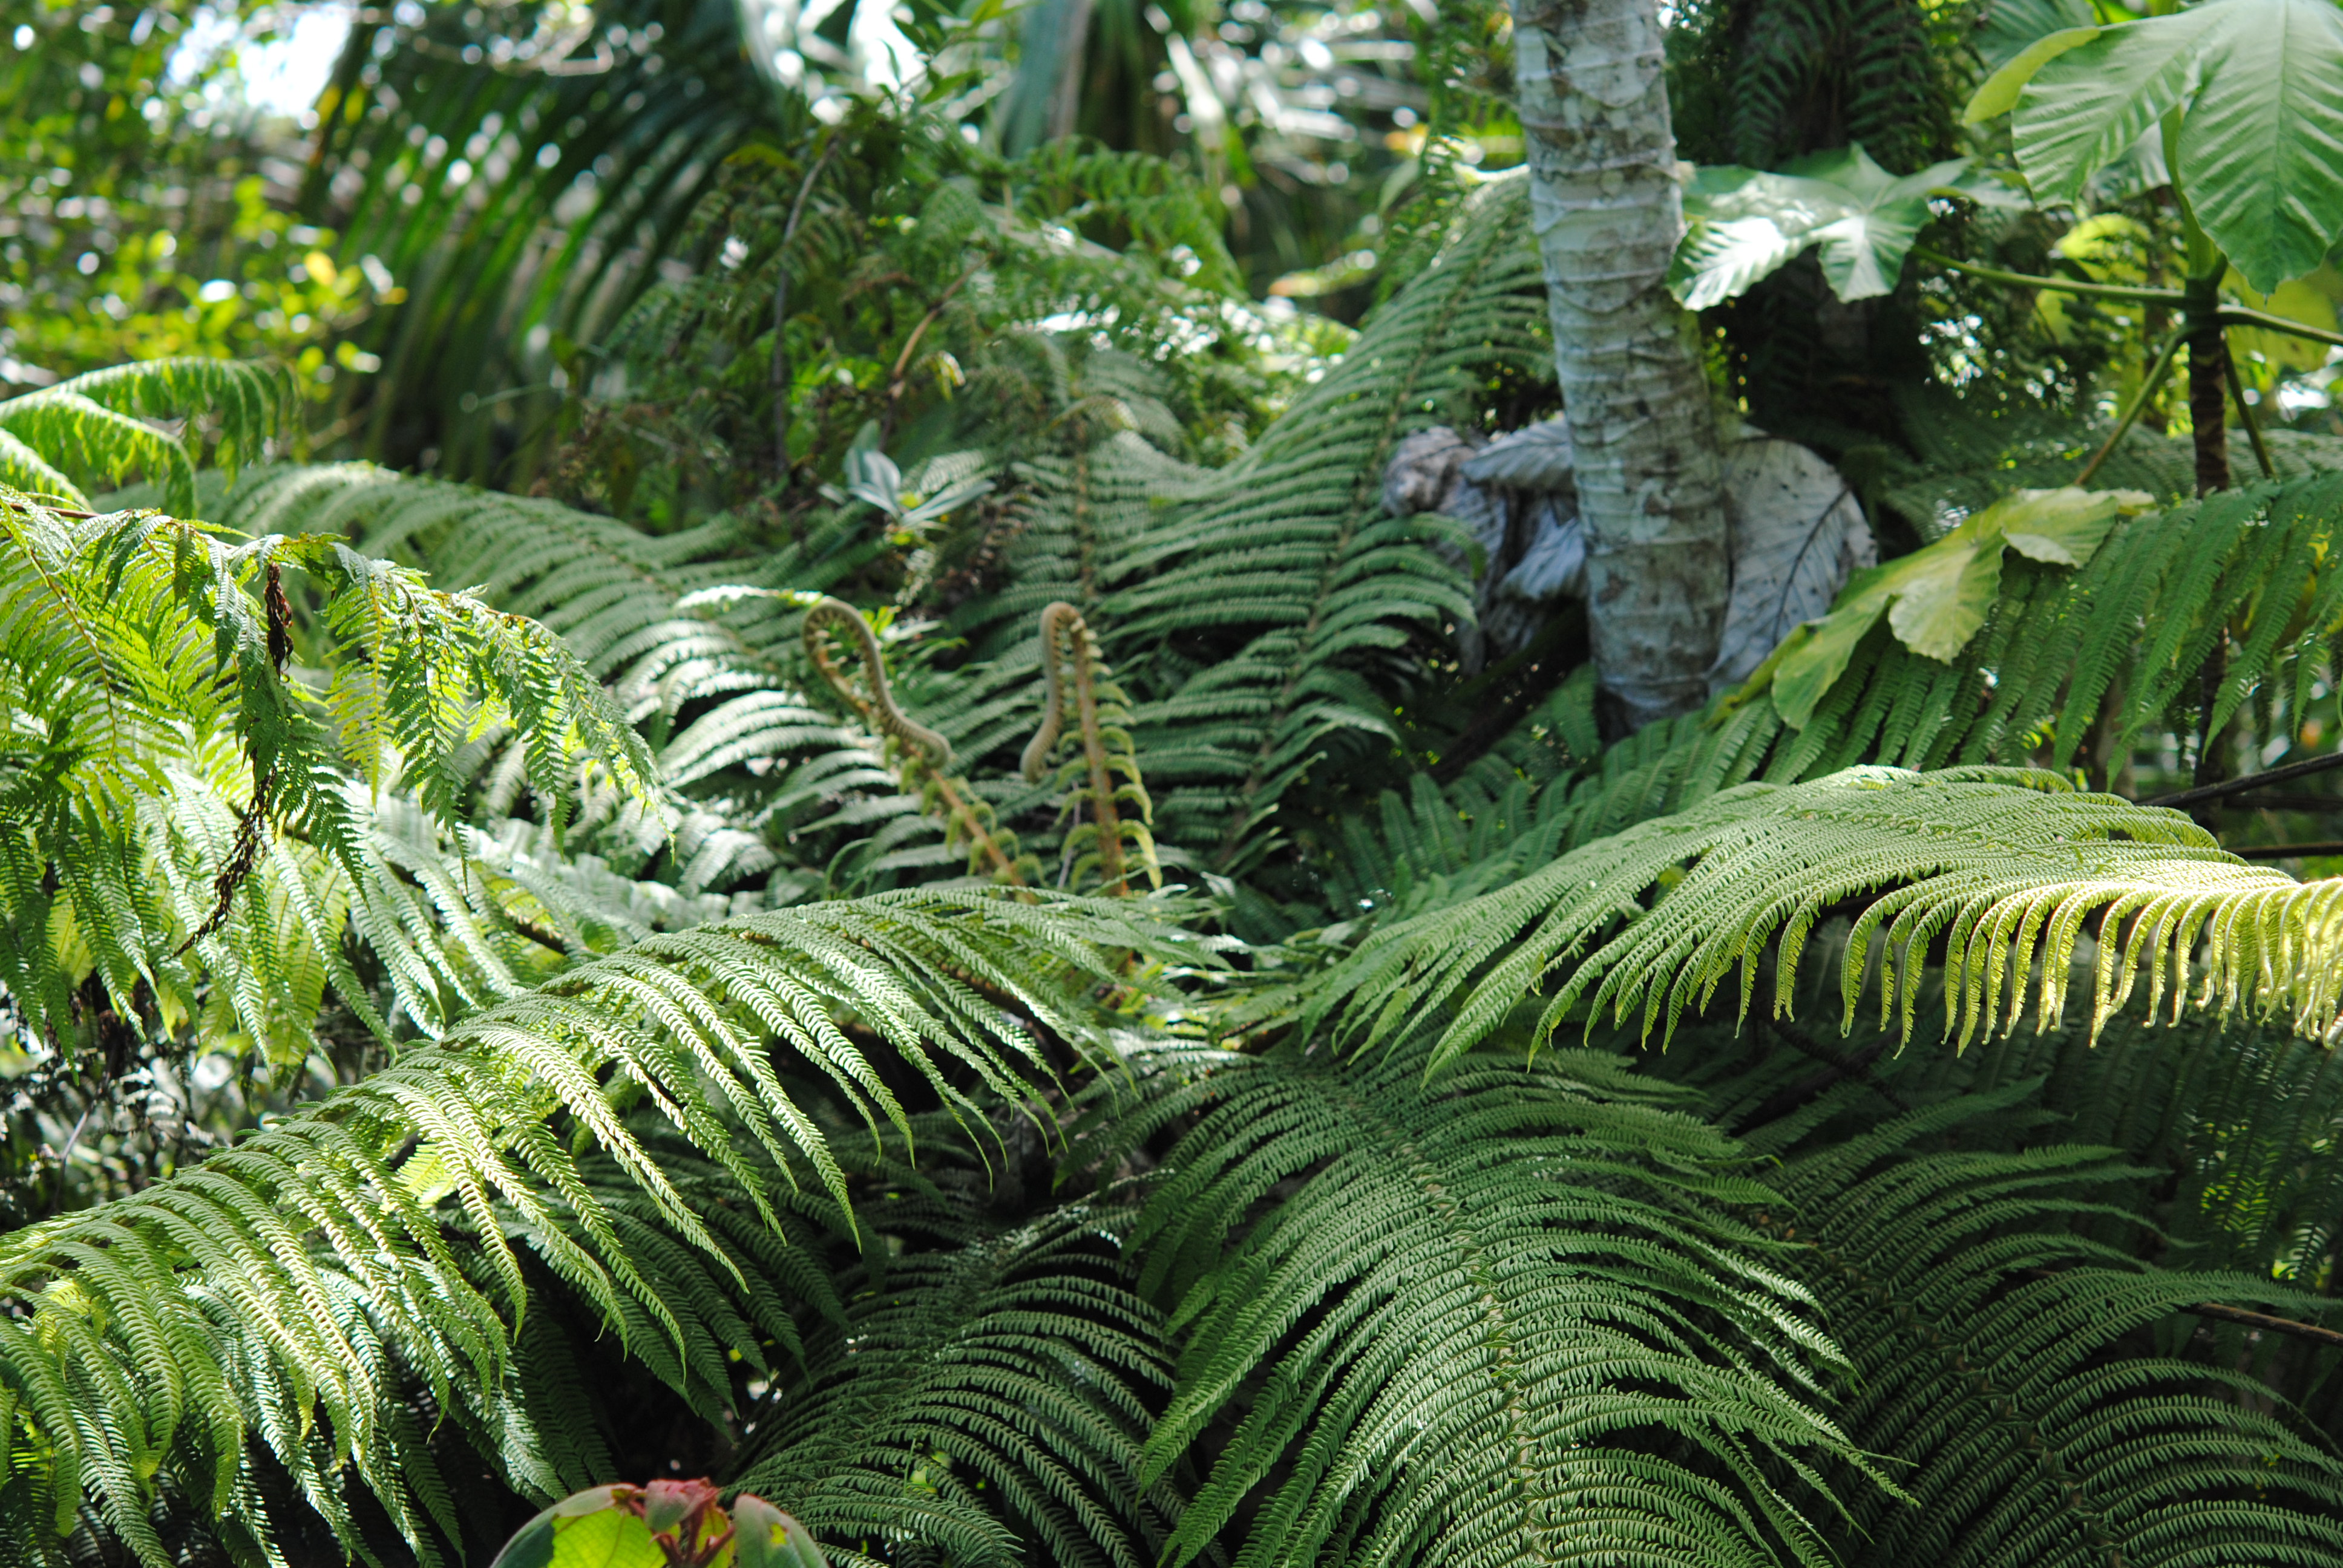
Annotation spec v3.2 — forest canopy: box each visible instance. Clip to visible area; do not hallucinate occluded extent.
[7,2,2343,1566]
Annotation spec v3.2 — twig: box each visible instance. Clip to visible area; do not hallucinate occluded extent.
[2184,1299,2343,1347]
[2146,750,2343,808]
[0,495,95,518]
[2206,791,2343,812]
[2076,330,2184,486]
[878,265,980,442]
[2229,841,2343,860]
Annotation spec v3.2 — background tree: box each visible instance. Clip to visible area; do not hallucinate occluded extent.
[1512,0,1732,730]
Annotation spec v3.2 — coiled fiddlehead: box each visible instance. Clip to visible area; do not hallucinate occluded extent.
[801,596,1032,886]
[1023,602,1158,895]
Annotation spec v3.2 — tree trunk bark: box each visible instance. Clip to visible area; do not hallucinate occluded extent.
[2186,324,2232,497]
[1511,0,1732,733]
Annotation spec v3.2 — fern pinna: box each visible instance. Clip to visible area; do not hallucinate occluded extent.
[1092,174,1539,874]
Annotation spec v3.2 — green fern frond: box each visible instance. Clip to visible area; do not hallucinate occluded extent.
[1314,766,2343,1073]
[1448,465,2343,883]
[0,359,292,514]
[1070,173,1538,873]
[1721,0,1957,175]
[185,464,962,898]
[1024,603,1160,895]
[735,1189,1185,1568]
[1761,1088,2343,1568]
[0,885,1195,1566]
[1732,468,2343,777]
[1084,1029,1859,1568]
[802,598,1037,887]
[0,494,663,1068]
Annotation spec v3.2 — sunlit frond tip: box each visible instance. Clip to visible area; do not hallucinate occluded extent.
[1314,766,2343,1070]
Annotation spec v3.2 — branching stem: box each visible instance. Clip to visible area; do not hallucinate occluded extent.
[2217,307,2343,350]
[2146,748,2343,809]
[2224,347,2275,479]
[1912,247,2186,305]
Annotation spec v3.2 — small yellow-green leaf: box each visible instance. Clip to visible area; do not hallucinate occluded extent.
[1977,486,2149,567]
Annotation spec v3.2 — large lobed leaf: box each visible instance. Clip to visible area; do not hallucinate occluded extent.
[1745,485,2152,729]
[1969,0,2343,293]
[1671,146,2020,309]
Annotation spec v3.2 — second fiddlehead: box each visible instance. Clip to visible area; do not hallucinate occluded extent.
[1023,602,1159,895]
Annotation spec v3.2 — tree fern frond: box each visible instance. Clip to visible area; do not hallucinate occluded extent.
[1761,1089,2343,1568]
[802,598,1037,888]
[0,493,666,1073]
[1024,604,1160,895]
[735,1184,1185,1568]
[0,359,292,514]
[1084,1029,1859,1568]
[1314,766,2343,1073]
[1739,468,2343,777]
[0,427,82,507]
[0,885,1199,1566]
[1072,174,1541,873]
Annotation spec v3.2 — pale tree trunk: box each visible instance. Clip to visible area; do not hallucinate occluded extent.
[1511,0,1731,732]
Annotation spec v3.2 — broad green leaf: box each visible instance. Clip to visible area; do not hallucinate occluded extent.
[1671,148,1994,309]
[1766,613,1874,731]
[1988,485,2149,566]
[1670,168,1818,309]
[491,1494,665,1568]
[1765,487,2149,727]
[1885,531,2002,661]
[1973,0,2096,73]
[1980,0,2343,292]
[732,1497,827,1568]
[1965,24,2102,123]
